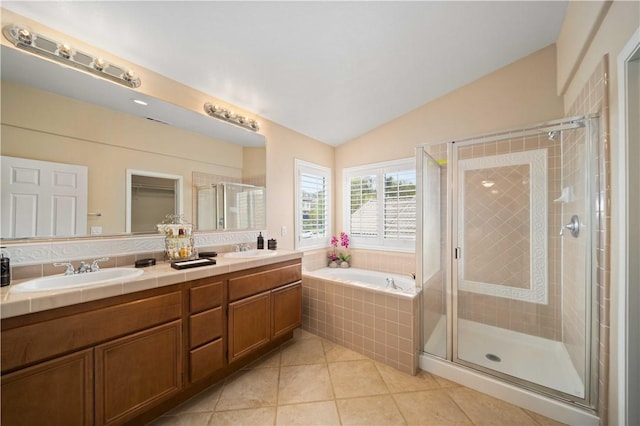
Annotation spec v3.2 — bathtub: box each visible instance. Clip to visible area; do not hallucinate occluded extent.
[301,266,421,374]
[303,267,417,296]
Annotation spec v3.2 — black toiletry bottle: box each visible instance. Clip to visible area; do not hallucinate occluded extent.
[257,232,264,249]
[1,247,10,287]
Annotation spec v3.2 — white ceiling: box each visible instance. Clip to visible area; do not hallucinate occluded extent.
[1,1,568,146]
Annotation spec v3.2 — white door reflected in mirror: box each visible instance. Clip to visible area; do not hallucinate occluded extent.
[1,156,88,238]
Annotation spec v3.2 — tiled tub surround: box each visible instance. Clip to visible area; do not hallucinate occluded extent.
[0,248,301,319]
[302,248,415,276]
[302,269,421,375]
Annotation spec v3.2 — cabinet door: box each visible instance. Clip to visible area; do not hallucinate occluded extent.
[95,321,182,425]
[228,291,270,363]
[272,281,302,339]
[1,349,93,426]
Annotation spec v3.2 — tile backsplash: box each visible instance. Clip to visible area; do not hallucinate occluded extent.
[2,230,264,280]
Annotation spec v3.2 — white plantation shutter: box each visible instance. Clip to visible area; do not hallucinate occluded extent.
[295,160,331,250]
[384,169,416,240]
[349,175,377,237]
[301,173,328,237]
[344,158,416,251]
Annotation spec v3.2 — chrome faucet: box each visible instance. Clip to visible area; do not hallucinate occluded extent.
[53,257,110,275]
[90,257,109,272]
[77,261,91,273]
[236,244,250,252]
[53,262,75,275]
[386,277,398,289]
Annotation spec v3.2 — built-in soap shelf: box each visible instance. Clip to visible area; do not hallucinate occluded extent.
[554,186,573,203]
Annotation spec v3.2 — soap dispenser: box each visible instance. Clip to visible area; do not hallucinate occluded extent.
[1,247,10,287]
[257,232,264,249]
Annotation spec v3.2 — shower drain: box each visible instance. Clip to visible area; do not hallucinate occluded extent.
[485,353,501,362]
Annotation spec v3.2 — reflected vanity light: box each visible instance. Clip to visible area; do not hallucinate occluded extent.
[2,24,142,89]
[481,180,495,188]
[203,102,260,132]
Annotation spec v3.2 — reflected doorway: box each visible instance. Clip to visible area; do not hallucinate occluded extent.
[125,170,183,233]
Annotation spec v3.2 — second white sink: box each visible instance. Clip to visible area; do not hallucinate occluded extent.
[11,268,144,293]
[223,249,278,259]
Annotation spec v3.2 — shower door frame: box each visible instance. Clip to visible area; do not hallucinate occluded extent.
[419,115,600,410]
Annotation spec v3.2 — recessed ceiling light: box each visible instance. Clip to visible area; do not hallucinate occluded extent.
[132,99,148,106]
[481,180,495,188]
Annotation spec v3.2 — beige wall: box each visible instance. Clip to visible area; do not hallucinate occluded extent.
[557,2,639,424]
[556,0,612,95]
[335,44,564,231]
[260,120,334,250]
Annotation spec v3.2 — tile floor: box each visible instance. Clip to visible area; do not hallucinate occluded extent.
[149,329,565,425]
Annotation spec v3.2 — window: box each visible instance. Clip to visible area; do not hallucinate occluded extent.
[344,158,416,251]
[295,159,331,250]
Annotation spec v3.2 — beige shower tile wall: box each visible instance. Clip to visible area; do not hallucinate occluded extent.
[567,57,609,418]
[302,275,419,375]
[457,135,563,340]
[463,165,532,289]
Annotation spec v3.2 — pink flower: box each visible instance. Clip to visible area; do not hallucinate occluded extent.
[340,232,350,248]
[331,235,338,247]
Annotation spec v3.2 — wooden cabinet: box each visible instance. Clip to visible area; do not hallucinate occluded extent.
[272,282,302,338]
[95,321,182,425]
[227,262,302,363]
[1,349,93,426]
[228,291,271,363]
[0,258,302,425]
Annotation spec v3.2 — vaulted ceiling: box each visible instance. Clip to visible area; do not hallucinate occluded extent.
[1,1,568,146]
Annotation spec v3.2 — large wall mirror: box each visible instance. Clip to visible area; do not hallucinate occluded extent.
[0,44,266,240]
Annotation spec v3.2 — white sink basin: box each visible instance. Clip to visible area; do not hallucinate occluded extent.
[10,268,144,293]
[223,249,278,259]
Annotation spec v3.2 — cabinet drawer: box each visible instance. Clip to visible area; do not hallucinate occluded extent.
[228,264,301,301]
[190,306,223,349]
[190,281,223,313]
[189,338,224,383]
[2,291,182,373]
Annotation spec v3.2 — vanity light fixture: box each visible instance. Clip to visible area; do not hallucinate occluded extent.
[203,102,260,132]
[2,24,142,89]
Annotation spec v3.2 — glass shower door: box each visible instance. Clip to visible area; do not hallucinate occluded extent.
[451,121,595,404]
[418,144,448,359]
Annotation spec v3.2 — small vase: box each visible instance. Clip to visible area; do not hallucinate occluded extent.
[329,261,338,268]
[340,261,349,268]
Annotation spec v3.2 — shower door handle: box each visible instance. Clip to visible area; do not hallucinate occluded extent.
[560,215,580,238]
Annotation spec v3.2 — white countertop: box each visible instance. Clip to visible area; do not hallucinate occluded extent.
[0,250,302,319]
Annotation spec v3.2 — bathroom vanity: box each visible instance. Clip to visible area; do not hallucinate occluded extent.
[0,252,302,425]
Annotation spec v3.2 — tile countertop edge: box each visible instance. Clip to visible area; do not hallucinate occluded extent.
[0,250,302,319]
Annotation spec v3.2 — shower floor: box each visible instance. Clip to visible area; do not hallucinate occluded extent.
[424,317,584,398]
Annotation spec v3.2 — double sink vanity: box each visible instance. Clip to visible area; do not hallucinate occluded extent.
[0,249,302,425]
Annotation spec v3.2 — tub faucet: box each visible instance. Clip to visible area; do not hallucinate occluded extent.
[386,277,398,289]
